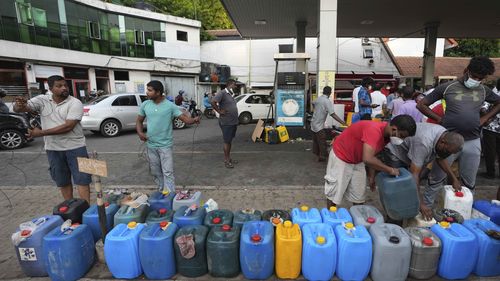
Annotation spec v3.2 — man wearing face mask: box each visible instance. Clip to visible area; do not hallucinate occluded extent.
[417,56,500,207]
[211,79,239,168]
[13,75,92,203]
[324,114,417,208]
[377,123,465,220]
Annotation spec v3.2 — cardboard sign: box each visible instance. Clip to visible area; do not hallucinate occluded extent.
[77,157,108,177]
[252,119,265,142]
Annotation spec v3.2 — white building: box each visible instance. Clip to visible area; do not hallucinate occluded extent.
[201,30,403,88]
[0,0,201,100]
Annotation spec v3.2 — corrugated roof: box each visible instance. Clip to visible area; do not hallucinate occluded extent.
[206,29,241,38]
[395,56,500,78]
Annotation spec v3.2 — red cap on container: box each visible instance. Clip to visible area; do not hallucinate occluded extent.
[222,224,231,231]
[212,217,222,224]
[251,234,262,242]
[159,208,167,215]
[21,230,31,237]
[59,206,69,213]
[366,217,376,224]
[160,221,168,228]
[446,217,454,222]
[104,202,110,207]
[455,191,464,197]
[423,237,433,246]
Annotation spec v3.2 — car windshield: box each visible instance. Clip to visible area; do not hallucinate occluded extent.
[85,95,110,105]
[235,95,246,103]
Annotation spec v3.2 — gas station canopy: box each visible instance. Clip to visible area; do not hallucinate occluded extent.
[220,0,500,39]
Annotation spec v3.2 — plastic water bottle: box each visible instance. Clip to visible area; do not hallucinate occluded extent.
[203,199,218,212]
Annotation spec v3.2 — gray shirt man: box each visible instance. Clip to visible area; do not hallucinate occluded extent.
[423,80,500,140]
[27,93,85,150]
[311,95,335,133]
[387,123,447,168]
[213,88,239,126]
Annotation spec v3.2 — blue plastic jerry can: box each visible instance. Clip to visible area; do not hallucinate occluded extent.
[291,205,322,229]
[302,223,336,281]
[376,168,419,220]
[139,221,178,279]
[334,222,372,281]
[240,221,274,280]
[321,206,352,230]
[463,219,500,277]
[82,203,119,242]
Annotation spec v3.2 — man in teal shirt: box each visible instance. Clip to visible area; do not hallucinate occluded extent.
[136,80,200,192]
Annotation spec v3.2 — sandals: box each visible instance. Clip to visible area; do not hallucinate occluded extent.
[224,159,238,168]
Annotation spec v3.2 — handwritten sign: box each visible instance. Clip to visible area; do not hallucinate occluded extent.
[77,157,108,177]
[318,71,335,97]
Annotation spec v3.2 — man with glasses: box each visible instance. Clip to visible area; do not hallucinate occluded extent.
[375,123,464,220]
[417,56,500,208]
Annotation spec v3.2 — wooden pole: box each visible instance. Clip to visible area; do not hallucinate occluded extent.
[92,151,108,243]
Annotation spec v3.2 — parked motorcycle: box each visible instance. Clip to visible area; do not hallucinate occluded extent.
[173,100,202,129]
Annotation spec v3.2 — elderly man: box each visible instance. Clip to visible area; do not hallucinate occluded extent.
[376,123,464,220]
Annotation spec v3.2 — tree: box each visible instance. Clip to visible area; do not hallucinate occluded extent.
[121,0,234,40]
[444,39,500,57]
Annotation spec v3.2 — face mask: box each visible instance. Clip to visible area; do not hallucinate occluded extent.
[390,137,404,146]
[464,77,481,89]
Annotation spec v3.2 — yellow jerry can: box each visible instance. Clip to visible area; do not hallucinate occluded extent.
[276,126,289,143]
[275,220,302,279]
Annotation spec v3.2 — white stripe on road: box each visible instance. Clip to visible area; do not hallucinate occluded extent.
[0,150,311,155]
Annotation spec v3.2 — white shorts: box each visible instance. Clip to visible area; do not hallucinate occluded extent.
[324,150,367,205]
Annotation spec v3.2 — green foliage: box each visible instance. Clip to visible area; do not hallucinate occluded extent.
[121,0,234,40]
[444,39,500,58]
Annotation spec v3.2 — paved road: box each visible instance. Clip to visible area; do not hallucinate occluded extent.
[0,118,327,188]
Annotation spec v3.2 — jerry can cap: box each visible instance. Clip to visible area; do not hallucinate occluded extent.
[162,190,170,195]
[59,206,69,213]
[127,221,138,229]
[104,202,110,207]
[271,217,282,225]
[366,217,376,223]
[159,221,169,228]
[316,236,326,245]
[300,205,309,212]
[222,224,231,231]
[20,229,32,237]
[329,206,337,212]
[439,221,450,228]
[283,220,292,228]
[251,234,262,242]
[455,191,464,197]
[422,237,433,246]
[159,208,167,215]
[446,216,454,222]
[212,217,222,224]
[389,236,400,244]
[344,222,354,229]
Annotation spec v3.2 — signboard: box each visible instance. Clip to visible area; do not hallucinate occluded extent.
[318,71,335,97]
[77,157,108,177]
[275,89,305,126]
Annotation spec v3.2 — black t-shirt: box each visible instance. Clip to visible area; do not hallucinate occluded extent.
[423,80,500,140]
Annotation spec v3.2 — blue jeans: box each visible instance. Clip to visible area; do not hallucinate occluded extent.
[147,146,175,192]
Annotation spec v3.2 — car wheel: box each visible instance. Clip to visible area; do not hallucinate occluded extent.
[239,112,252,124]
[100,119,121,137]
[173,117,186,129]
[0,129,25,150]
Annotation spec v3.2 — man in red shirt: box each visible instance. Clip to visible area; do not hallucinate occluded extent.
[324,115,417,208]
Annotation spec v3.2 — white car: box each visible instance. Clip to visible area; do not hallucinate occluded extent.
[82,93,147,137]
[235,93,272,124]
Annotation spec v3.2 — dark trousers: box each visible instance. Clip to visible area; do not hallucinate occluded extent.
[312,129,327,160]
[483,129,500,176]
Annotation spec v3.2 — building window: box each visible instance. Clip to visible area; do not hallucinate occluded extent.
[15,2,34,26]
[88,21,100,39]
[135,30,145,45]
[114,71,129,81]
[363,49,374,59]
[177,30,188,42]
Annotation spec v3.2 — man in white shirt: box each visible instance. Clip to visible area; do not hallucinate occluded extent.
[370,83,387,118]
